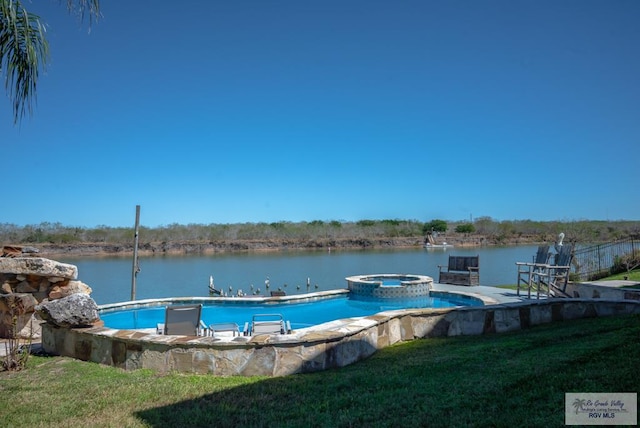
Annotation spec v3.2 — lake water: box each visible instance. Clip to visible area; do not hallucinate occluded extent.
[57,245,540,305]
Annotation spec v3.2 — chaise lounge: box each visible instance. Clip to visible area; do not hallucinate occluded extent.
[156,304,208,336]
[243,313,292,336]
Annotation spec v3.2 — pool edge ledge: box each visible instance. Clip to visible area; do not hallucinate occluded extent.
[42,299,640,376]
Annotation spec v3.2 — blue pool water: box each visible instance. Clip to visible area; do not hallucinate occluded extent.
[362,276,413,286]
[100,292,483,330]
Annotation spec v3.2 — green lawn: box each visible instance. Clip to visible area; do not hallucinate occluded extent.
[607,268,640,286]
[2,314,639,427]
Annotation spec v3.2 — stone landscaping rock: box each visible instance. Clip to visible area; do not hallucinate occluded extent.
[48,280,92,299]
[1,282,12,294]
[0,293,39,337]
[36,293,99,328]
[0,258,96,338]
[0,258,77,279]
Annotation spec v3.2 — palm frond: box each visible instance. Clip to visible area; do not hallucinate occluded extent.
[1,0,100,124]
[64,0,101,29]
[0,0,49,124]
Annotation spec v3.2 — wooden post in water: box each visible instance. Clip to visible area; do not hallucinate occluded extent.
[131,205,141,301]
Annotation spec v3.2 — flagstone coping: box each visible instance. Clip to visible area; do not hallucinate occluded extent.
[41,294,640,376]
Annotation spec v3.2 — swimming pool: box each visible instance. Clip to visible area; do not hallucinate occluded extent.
[99,291,484,331]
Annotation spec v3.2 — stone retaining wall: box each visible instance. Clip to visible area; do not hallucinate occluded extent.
[41,298,640,376]
[0,257,91,338]
[565,282,640,301]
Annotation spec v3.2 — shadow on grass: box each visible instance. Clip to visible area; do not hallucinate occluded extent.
[134,315,640,427]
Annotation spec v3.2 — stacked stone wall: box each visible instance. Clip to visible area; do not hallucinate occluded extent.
[0,257,91,339]
[563,282,640,301]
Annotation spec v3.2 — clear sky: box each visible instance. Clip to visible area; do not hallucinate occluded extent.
[2,0,639,228]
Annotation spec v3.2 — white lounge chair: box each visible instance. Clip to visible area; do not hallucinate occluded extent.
[243,314,292,336]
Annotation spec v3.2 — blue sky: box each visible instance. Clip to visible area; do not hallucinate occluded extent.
[2,0,639,228]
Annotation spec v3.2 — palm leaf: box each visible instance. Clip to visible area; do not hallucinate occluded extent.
[1,0,49,123]
[0,0,100,124]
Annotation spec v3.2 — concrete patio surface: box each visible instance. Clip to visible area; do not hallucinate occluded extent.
[579,280,640,288]
[431,282,542,304]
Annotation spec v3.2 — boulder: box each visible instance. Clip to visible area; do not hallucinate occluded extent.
[48,280,93,299]
[0,293,39,337]
[0,257,77,279]
[1,246,22,257]
[1,245,39,256]
[1,282,11,294]
[36,293,99,328]
[15,280,39,293]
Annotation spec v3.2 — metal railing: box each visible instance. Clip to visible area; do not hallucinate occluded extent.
[572,237,640,282]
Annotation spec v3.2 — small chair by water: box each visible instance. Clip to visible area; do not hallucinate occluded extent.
[243,313,292,336]
[156,304,208,336]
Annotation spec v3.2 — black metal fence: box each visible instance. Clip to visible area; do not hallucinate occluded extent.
[572,237,640,282]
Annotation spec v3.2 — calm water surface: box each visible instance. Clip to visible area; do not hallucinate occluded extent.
[59,246,539,305]
[100,293,483,330]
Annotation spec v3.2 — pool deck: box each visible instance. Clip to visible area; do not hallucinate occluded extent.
[4,280,640,376]
[0,283,535,358]
[579,279,639,288]
[12,279,640,361]
[431,283,539,304]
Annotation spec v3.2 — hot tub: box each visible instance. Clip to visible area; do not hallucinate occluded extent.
[346,273,433,298]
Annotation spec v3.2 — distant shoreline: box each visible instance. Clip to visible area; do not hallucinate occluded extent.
[9,235,544,257]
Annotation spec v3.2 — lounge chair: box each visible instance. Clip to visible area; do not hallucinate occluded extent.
[156,304,208,336]
[209,322,241,337]
[243,313,292,336]
[516,245,551,298]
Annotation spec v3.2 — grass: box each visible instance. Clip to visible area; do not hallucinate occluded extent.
[607,268,640,286]
[2,314,639,427]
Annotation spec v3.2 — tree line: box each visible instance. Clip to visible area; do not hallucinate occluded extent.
[1,218,639,246]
